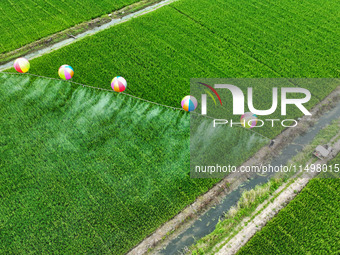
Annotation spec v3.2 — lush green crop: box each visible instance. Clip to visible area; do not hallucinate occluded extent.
[7,0,337,138]
[24,6,276,105]
[0,0,140,53]
[2,0,339,253]
[172,0,340,78]
[0,73,266,254]
[189,119,340,254]
[237,154,340,254]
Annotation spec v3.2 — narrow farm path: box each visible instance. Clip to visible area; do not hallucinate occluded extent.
[216,139,340,255]
[130,86,340,255]
[0,0,177,71]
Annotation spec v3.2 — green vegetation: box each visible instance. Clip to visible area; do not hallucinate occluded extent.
[1,0,339,253]
[0,73,265,254]
[189,118,340,254]
[172,0,340,78]
[0,0,141,53]
[5,0,338,137]
[191,178,284,255]
[20,0,340,87]
[21,6,276,105]
[237,154,340,255]
[286,118,340,170]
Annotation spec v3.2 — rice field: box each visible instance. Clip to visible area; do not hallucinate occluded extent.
[0,73,266,253]
[6,0,338,137]
[237,154,340,254]
[1,0,339,253]
[0,0,141,53]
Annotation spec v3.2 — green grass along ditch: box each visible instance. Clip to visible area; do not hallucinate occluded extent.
[160,97,340,255]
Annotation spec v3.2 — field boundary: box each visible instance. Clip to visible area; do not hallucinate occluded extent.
[2,72,339,254]
[216,139,340,254]
[210,126,340,254]
[0,0,178,69]
[188,116,340,254]
[0,72,183,111]
[0,72,271,141]
[130,85,340,255]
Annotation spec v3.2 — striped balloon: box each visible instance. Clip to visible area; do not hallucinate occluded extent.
[181,95,198,112]
[241,112,258,129]
[14,58,30,73]
[58,65,74,80]
[111,76,127,92]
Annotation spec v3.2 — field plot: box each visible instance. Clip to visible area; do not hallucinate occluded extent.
[1,0,339,253]
[7,0,337,135]
[0,73,265,254]
[22,6,276,106]
[237,154,340,255]
[0,0,140,53]
[172,0,340,78]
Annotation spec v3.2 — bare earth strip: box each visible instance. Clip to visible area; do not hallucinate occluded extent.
[128,87,340,255]
[216,139,340,255]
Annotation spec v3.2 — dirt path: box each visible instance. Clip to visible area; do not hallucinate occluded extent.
[128,86,340,255]
[0,0,177,70]
[128,87,340,254]
[216,139,340,255]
